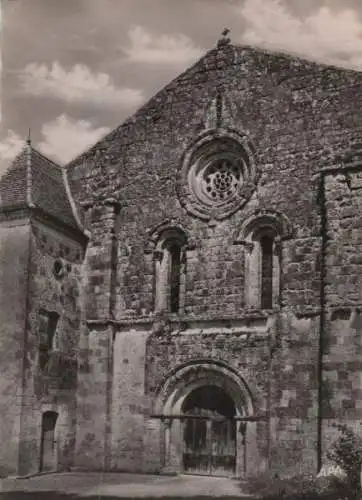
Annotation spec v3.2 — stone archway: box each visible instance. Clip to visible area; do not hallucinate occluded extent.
[154,360,257,477]
[182,385,237,476]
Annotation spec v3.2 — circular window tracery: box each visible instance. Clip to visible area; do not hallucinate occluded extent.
[195,153,245,205]
[177,130,258,221]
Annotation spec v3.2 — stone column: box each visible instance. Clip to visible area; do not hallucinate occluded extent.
[236,421,246,477]
[75,200,121,470]
[74,323,113,470]
[83,200,121,320]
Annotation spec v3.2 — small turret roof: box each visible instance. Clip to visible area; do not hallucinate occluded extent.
[0,142,84,233]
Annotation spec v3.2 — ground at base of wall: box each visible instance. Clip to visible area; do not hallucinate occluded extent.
[240,472,358,500]
[0,472,250,498]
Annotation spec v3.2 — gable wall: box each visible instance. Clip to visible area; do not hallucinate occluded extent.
[67,46,362,475]
[69,47,362,319]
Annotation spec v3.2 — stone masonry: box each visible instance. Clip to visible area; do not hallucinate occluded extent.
[1,41,362,478]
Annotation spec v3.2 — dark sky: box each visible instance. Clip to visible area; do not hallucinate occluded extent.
[1,0,362,171]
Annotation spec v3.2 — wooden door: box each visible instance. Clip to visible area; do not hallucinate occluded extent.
[183,417,209,474]
[181,386,237,476]
[183,416,236,476]
[210,418,236,476]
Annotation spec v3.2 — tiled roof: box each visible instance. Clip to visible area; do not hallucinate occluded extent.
[0,143,82,231]
[0,147,28,208]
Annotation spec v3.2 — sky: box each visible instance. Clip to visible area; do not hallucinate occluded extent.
[1,0,362,173]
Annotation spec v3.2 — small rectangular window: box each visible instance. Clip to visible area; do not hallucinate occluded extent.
[38,310,59,370]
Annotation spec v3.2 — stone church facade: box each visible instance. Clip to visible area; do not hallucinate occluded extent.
[1,41,362,478]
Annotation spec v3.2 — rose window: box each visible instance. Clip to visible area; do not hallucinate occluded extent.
[191,151,246,207]
[178,133,258,221]
[201,157,243,202]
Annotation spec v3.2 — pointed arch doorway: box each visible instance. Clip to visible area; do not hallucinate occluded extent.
[182,385,237,476]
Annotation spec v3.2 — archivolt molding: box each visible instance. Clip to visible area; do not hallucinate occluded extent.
[144,219,197,254]
[153,358,255,417]
[233,209,294,245]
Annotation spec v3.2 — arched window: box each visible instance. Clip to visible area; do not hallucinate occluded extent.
[244,226,280,310]
[234,211,292,310]
[154,229,187,314]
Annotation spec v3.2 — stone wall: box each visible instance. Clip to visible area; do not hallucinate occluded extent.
[110,328,149,472]
[145,323,270,474]
[322,169,362,458]
[269,312,320,476]
[67,46,362,323]
[74,324,112,470]
[65,45,362,475]
[17,220,84,475]
[0,216,30,476]
[74,201,118,470]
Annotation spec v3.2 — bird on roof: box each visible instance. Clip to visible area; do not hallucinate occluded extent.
[217,28,231,47]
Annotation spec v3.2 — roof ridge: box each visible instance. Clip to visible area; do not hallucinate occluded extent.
[65,41,362,172]
[65,45,220,170]
[0,143,62,183]
[62,167,90,239]
[26,140,35,208]
[31,146,64,170]
[30,148,87,235]
[0,143,27,184]
[230,41,362,74]
[7,143,28,167]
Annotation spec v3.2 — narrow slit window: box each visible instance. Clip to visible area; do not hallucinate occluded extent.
[169,244,181,313]
[38,311,59,370]
[260,235,273,309]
